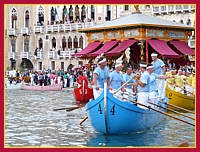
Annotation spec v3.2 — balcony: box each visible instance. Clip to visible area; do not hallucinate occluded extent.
[34,26,44,33]
[188,39,195,48]
[48,51,56,59]
[7,28,18,36]
[168,5,174,13]
[58,51,75,59]
[9,52,17,60]
[21,27,31,35]
[35,52,44,59]
[21,52,31,59]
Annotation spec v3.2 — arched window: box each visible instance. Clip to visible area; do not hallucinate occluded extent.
[38,6,44,25]
[11,8,17,29]
[25,10,29,27]
[11,38,16,52]
[68,36,72,49]
[62,37,67,50]
[52,37,56,48]
[39,38,43,50]
[24,37,29,52]
[79,36,83,49]
[74,36,78,48]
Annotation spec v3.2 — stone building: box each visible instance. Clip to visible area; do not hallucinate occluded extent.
[5,4,195,72]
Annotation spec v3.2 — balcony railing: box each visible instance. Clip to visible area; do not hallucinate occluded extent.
[175,5,182,12]
[58,51,75,59]
[7,28,18,36]
[35,52,44,59]
[160,6,167,12]
[9,52,17,60]
[21,52,31,59]
[48,51,56,59]
[34,26,44,33]
[21,27,31,35]
[38,22,94,33]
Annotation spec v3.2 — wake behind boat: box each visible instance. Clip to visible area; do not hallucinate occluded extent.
[21,82,63,91]
[86,84,167,134]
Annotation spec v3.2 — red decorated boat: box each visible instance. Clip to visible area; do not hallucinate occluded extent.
[73,81,94,103]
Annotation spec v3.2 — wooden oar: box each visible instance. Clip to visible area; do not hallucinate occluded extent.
[66,104,85,112]
[129,99,195,127]
[113,76,134,94]
[158,100,195,114]
[147,101,195,120]
[53,104,85,111]
[51,91,74,100]
[80,116,88,125]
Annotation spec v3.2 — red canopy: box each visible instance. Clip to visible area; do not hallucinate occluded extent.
[72,41,102,57]
[106,39,137,56]
[148,39,179,58]
[169,40,195,55]
[88,40,119,57]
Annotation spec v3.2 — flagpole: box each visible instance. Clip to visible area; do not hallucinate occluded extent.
[146,28,148,64]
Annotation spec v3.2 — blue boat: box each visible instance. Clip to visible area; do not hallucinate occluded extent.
[86,84,167,134]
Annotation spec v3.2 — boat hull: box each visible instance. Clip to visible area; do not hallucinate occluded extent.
[165,84,195,110]
[74,85,94,103]
[86,88,165,134]
[21,83,62,91]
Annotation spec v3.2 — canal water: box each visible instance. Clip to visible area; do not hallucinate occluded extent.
[5,89,195,147]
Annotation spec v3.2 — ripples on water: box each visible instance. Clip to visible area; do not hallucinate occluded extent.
[5,89,195,147]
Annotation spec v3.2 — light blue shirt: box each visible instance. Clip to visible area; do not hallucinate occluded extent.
[152,59,165,75]
[110,70,124,90]
[138,71,150,92]
[123,73,136,89]
[93,66,110,89]
[149,73,159,92]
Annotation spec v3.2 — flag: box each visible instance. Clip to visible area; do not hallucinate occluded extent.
[54,7,57,21]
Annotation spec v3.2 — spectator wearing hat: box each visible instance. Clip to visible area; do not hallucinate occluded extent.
[151,52,166,98]
[132,62,150,109]
[93,57,111,99]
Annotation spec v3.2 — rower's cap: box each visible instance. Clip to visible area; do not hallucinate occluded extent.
[151,52,158,57]
[115,61,122,68]
[139,62,147,68]
[146,63,154,69]
[98,57,107,65]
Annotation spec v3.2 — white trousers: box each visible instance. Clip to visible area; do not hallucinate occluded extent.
[57,76,61,84]
[50,79,54,86]
[149,92,158,108]
[64,79,67,88]
[156,79,166,98]
[137,92,150,109]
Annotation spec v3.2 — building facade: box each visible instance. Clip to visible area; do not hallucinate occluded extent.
[5,4,195,72]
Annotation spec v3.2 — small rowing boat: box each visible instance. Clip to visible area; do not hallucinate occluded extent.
[21,82,62,91]
[86,84,167,134]
[165,84,195,110]
[73,81,94,103]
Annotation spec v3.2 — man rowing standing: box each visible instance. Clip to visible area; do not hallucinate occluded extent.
[93,56,111,99]
[151,52,166,98]
[133,62,150,109]
[109,61,125,100]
